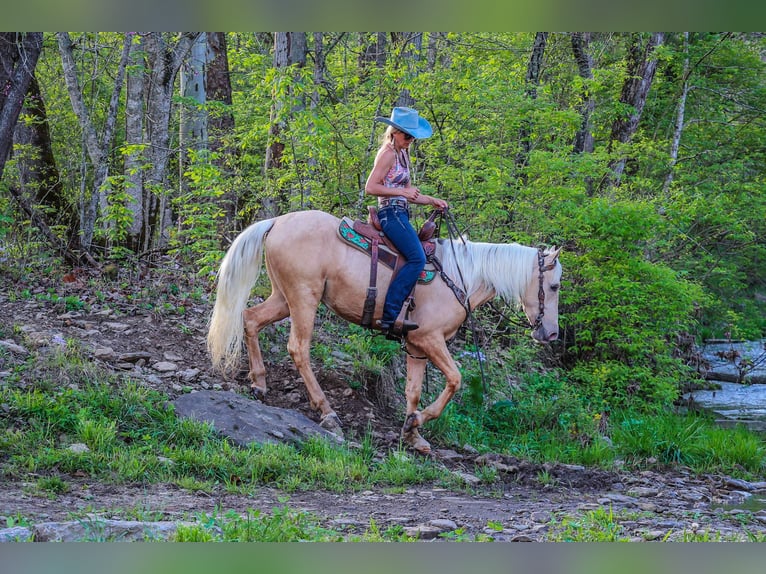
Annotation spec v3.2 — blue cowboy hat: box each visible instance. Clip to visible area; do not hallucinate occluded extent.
[374,106,433,139]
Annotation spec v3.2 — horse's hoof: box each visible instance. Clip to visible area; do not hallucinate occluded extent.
[402,428,431,455]
[250,386,266,401]
[320,413,344,438]
[402,411,422,434]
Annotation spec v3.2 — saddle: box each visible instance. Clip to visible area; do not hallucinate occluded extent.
[341,208,440,331]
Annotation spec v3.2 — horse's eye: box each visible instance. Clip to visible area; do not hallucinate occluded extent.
[549,284,560,292]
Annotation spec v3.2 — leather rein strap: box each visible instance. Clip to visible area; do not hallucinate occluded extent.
[360,237,379,328]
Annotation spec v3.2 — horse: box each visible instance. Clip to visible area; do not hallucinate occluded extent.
[207,209,562,454]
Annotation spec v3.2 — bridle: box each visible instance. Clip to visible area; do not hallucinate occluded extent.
[532,247,557,331]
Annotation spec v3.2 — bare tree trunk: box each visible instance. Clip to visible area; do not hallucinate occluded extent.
[263,32,290,217]
[571,32,596,196]
[604,32,665,189]
[179,33,208,190]
[426,32,450,71]
[142,32,200,248]
[125,34,145,251]
[662,32,690,197]
[57,32,131,252]
[515,32,548,176]
[393,32,422,108]
[205,32,237,226]
[571,32,595,155]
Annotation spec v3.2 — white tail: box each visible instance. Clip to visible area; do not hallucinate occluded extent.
[207,218,275,373]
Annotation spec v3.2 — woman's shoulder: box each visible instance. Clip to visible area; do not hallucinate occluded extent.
[375,143,396,163]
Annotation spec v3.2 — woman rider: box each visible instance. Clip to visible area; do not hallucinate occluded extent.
[364,107,449,337]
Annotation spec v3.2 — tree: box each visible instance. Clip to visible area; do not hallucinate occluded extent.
[263,32,307,217]
[0,33,90,265]
[603,32,665,189]
[140,32,200,247]
[205,32,237,225]
[515,32,548,176]
[14,74,74,237]
[58,32,131,253]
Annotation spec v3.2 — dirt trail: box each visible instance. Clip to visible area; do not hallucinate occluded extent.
[1,266,765,541]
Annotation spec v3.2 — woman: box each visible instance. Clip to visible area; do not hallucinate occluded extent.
[365,106,449,337]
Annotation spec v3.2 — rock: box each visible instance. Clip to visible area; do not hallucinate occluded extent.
[32,519,194,542]
[104,322,130,332]
[163,352,183,362]
[118,351,152,363]
[433,449,463,461]
[0,340,28,356]
[428,518,458,531]
[172,390,342,447]
[93,347,114,359]
[153,361,178,372]
[0,526,32,542]
[627,487,660,498]
[179,368,200,382]
[452,471,481,486]
[530,511,552,523]
[69,443,90,454]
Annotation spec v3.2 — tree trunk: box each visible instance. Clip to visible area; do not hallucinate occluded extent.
[571,32,595,155]
[571,32,596,196]
[14,74,75,235]
[179,33,208,190]
[57,32,131,252]
[205,32,237,225]
[605,32,665,188]
[0,33,93,266]
[393,32,422,108]
[662,32,690,197]
[264,32,306,216]
[515,32,548,176]
[125,33,145,251]
[142,32,200,248]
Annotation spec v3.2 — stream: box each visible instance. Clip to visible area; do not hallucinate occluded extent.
[684,340,766,431]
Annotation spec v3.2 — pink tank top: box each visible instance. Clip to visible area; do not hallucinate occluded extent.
[378,145,410,206]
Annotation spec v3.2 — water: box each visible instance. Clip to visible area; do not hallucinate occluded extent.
[684,340,766,430]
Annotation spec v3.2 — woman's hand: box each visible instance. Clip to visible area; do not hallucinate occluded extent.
[430,197,449,210]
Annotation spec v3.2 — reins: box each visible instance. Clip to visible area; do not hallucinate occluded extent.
[440,209,488,393]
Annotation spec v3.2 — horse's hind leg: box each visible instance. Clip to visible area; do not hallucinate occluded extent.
[243,293,289,399]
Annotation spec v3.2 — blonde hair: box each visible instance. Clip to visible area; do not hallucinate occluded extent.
[379,125,397,147]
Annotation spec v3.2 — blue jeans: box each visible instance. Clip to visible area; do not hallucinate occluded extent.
[378,205,426,324]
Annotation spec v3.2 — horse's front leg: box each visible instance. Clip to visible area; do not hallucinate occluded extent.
[286,302,343,438]
[401,353,432,454]
[402,339,462,455]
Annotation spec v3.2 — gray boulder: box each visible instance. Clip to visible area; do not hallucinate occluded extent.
[172,390,342,447]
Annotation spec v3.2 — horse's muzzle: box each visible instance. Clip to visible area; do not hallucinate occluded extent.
[532,326,558,343]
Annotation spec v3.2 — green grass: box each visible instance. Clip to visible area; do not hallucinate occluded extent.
[0,346,453,493]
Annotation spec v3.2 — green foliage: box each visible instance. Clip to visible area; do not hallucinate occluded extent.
[548,507,631,542]
[170,149,227,275]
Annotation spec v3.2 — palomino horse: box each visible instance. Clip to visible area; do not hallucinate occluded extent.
[207,209,562,453]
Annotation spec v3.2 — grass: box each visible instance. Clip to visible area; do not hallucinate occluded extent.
[0,345,451,494]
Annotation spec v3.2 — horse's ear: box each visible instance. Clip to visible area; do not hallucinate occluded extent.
[548,246,562,261]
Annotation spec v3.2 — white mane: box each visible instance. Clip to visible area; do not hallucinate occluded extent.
[436,239,539,303]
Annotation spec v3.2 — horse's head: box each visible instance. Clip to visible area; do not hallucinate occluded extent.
[521,247,562,343]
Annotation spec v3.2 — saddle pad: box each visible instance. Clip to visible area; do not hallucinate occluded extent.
[338,217,436,284]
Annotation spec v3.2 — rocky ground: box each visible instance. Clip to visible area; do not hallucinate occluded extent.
[1,263,766,541]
